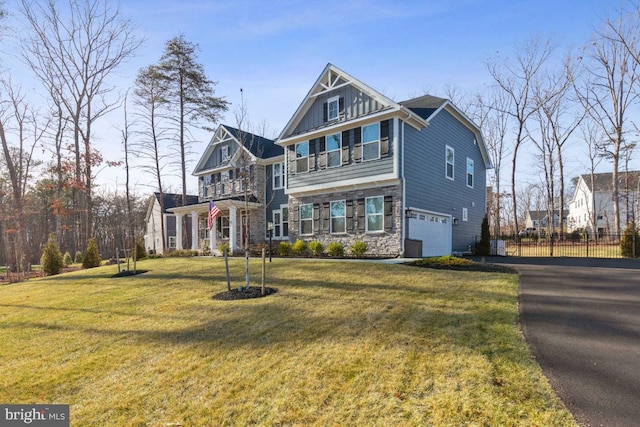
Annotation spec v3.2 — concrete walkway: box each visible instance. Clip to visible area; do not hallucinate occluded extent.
[488,257,640,427]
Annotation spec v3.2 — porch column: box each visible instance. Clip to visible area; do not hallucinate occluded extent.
[175,213,183,250]
[229,205,237,254]
[191,209,199,250]
[210,215,217,254]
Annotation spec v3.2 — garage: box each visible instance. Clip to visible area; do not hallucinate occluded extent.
[408,212,452,257]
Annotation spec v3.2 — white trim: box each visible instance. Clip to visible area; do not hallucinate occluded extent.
[299,203,314,236]
[327,95,340,121]
[365,195,384,233]
[466,157,474,189]
[330,199,347,234]
[272,162,284,190]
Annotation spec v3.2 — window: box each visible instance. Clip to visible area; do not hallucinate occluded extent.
[326,133,341,168]
[221,145,229,162]
[282,206,289,237]
[330,200,346,234]
[272,205,288,238]
[446,146,454,180]
[327,96,339,121]
[273,162,284,189]
[168,236,176,249]
[462,207,468,222]
[300,204,313,235]
[296,142,309,173]
[221,171,230,194]
[467,158,474,188]
[362,123,380,161]
[218,217,229,239]
[366,196,384,232]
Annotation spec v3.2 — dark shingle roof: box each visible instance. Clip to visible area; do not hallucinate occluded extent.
[154,192,199,213]
[581,171,640,193]
[223,126,283,159]
[399,95,448,120]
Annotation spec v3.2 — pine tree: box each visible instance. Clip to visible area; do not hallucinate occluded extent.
[40,234,64,276]
[82,237,102,269]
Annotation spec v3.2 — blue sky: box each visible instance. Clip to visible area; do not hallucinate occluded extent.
[2,0,618,193]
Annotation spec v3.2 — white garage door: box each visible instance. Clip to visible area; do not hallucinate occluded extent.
[408,213,452,257]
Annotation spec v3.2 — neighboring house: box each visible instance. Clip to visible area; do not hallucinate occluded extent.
[568,171,640,235]
[143,192,199,254]
[275,63,491,257]
[169,124,285,254]
[524,210,568,230]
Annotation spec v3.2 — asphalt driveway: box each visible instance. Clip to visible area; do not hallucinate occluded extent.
[491,257,640,427]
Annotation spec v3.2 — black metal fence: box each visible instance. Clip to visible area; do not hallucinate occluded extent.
[497,232,626,258]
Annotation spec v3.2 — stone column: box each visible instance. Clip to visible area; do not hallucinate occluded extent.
[191,210,199,251]
[175,213,183,250]
[229,205,237,254]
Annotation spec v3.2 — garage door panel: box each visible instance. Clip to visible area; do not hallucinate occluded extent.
[408,214,451,257]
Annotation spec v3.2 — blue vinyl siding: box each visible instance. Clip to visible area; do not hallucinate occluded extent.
[404,110,486,252]
[198,142,238,172]
[266,164,289,223]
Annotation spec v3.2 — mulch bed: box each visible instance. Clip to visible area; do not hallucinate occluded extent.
[213,286,278,301]
[111,270,148,278]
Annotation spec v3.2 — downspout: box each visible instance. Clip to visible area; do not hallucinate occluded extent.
[401,118,406,257]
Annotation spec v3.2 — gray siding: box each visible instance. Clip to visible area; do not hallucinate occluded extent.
[404,110,487,252]
[289,158,394,190]
[198,142,238,172]
[291,86,387,136]
[266,163,288,224]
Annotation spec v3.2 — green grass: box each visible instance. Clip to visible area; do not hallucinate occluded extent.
[0,258,575,426]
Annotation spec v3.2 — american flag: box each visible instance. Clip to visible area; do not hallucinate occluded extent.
[208,201,221,230]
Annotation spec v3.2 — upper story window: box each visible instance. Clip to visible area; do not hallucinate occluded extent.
[300,203,313,235]
[327,96,339,121]
[362,123,380,161]
[296,142,309,173]
[330,200,346,234]
[446,146,455,180]
[221,145,229,162]
[221,170,230,194]
[366,196,384,233]
[326,133,341,168]
[466,158,474,188]
[273,162,284,190]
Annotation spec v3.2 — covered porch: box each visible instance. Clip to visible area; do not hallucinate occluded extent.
[169,198,263,254]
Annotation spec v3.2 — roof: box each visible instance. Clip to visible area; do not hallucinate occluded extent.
[223,125,283,159]
[580,171,640,193]
[399,95,448,120]
[528,209,569,219]
[154,192,199,213]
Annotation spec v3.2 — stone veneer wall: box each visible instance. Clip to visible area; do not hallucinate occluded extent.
[288,184,404,257]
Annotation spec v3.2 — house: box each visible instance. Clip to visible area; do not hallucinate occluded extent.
[168,124,285,254]
[275,64,491,257]
[524,209,569,230]
[568,171,640,235]
[143,192,199,254]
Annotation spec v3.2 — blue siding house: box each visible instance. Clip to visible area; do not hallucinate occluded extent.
[276,64,491,257]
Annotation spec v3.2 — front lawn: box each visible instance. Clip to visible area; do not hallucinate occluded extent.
[0,257,575,426]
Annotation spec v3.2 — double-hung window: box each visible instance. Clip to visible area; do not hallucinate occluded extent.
[327,96,339,121]
[326,133,341,168]
[282,207,289,237]
[330,200,346,234]
[296,142,309,173]
[271,204,289,239]
[273,162,284,189]
[466,158,474,188]
[300,204,313,235]
[221,145,229,162]
[362,123,380,161]
[366,196,384,233]
[446,146,455,180]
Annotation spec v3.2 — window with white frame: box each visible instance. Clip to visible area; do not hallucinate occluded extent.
[282,206,289,237]
[326,133,341,168]
[362,123,380,161]
[467,158,474,188]
[272,204,289,238]
[218,216,230,239]
[296,142,309,173]
[366,196,384,232]
[221,171,230,193]
[300,204,313,235]
[273,162,284,189]
[327,95,339,121]
[168,236,176,248]
[446,146,455,180]
[462,207,468,222]
[330,200,346,234]
[221,145,229,162]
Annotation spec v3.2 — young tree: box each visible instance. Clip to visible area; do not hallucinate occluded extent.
[155,34,229,248]
[20,0,143,252]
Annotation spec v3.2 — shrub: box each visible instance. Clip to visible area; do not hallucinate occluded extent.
[308,240,324,256]
[327,241,344,257]
[474,215,491,256]
[292,239,308,255]
[620,224,640,257]
[40,234,64,276]
[135,239,147,260]
[82,237,102,269]
[168,249,194,257]
[349,240,368,257]
[74,251,83,264]
[201,240,211,256]
[63,252,73,267]
[279,241,292,256]
[218,243,230,255]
